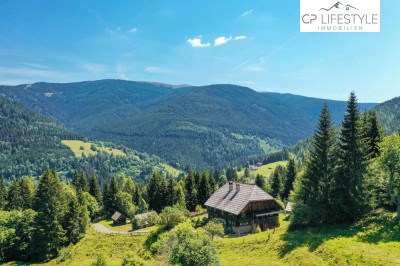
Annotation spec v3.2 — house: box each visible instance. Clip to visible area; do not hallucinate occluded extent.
[256,162,263,167]
[285,202,294,214]
[249,165,258,171]
[205,181,283,235]
[111,211,126,225]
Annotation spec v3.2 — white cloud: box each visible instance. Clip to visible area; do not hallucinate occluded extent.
[241,9,253,17]
[214,36,232,46]
[127,27,137,33]
[187,37,211,47]
[234,35,247,41]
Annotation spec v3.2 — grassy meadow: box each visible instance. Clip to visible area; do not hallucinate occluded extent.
[5,212,396,266]
[61,140,126,157]
[238,161,288,178]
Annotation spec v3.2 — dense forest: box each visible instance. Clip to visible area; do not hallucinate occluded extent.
[0,80,376,169]
[0,95,176,182]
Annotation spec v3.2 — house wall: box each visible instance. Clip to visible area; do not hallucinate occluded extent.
[232,224,254,235]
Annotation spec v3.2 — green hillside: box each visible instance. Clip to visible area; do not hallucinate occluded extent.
[375,96,400,134]
[0,95,177,181]
[0,80,382,169]
[19,212,399,266]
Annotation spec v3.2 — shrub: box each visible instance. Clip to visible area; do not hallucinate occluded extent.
[122,252,146,266]
[58,246,74,262]
[256,225,262,234]
[158,206,186,229]
[204,219,224,240]
[91,254,108,266]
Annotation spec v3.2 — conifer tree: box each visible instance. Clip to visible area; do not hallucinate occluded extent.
[366,110,383,159]
[89,175,102,204]
[184,172,198,211]
[331,92,368,223]
[282,158,296,200]
[7,179,24,210]
[0,176,7,210]
[63,195,90,244]
[29,170,66,260]
[255,174,266,191]
[291,104,336,226]
[147,172,167,212]
[174,185,186,210]
[198,172,212,206]
[166,177,176,207]
[270,166,283,198]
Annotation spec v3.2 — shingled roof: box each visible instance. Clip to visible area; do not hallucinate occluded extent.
[205,182,275,215]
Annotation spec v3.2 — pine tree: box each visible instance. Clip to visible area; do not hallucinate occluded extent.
[291,104,337,227]
[198,172,212,206]
[184,172,198,211]
[29,170,66,260]
[282,158,296,200]
[255,174,266,191]
[331,92,368,223]
[88,175,102,203]
[72,171,88,192]
[0,176,7,210]
[270,167,282,198]
[147,172,167,212]
[366,110,383,159]
[174,185,186,210]
[63,195,89,244]
[7,179,24,210]
[166,177,176,207]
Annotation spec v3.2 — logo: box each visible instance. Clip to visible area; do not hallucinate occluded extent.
[300,0,380,32]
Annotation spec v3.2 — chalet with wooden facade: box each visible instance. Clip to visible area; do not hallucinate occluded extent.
[205,181,282,234]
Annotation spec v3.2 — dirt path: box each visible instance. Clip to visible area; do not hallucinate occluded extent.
[92,223,150,235]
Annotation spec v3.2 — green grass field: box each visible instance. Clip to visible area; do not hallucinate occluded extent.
[239,161,288,178]
[216,212,400,266]
[99,219,133,232]
[7,212,399,266]
[61,140,126,157]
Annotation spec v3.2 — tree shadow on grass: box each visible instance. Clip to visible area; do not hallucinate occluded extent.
[278,212,399,258]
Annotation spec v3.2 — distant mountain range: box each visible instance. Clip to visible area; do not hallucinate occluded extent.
[0,80,380,169]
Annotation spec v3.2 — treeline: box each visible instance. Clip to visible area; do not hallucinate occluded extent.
[0,168,221,263]
[291,92,399,227]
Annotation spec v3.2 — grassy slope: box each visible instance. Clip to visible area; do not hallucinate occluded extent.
[216,213,400,266]
[61,140,126,157]
[238,161,288,178]
[8,212,399,265]
[99,219,132,232]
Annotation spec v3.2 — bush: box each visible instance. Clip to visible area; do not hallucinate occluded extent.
[256,225,262,233]
[158,206,186,229]
[91,254,108,266]
[58,246,74,262]
[79,146,84,150]
[204,219,224,240]
[132,211,159,230]
[122,252,146,266]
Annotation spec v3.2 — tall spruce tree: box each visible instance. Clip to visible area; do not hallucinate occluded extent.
[0,176,7,210]
[270,166,283,198]
[255,174,266,191]
[282,158,296,200]
[166,176,176,207]
[29,171,66,261]
[291,104,336,227]
[185,172,198,211]
[147,172,167,212]
[366,110,383,159]
[331,92,368,223]
[88,175,102,204]
[198,172,212,206]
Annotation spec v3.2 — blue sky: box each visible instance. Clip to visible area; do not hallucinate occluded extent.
[0,0,399,102]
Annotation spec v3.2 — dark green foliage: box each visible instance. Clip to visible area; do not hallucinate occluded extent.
[147,172,167,212]
[158,206,186,229]
[331,92,368,223]
[89,175,102,203]
[0,209,36,263]
[184,172,199,211]
[255,174,266,191]
[63,196,89,244]
[166,176,175,207]
[198,172,214,206]
[282,158,296,200]
[225,167,238,181]
[29,171,67,261]
[103,177,118,215]
[291,104,337,227]
[0,177,7,210]
[7,176,35,211]
[362,110,383,159]
[270,166,284,198]
[72,171,88,193]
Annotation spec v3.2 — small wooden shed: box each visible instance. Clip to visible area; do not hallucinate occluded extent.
[111,211,126,225]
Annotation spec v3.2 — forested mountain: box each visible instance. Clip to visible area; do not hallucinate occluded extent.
[266,92,377,125]
[375,96,400,134]
[0,80,378,169]
[0,95,175,181]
